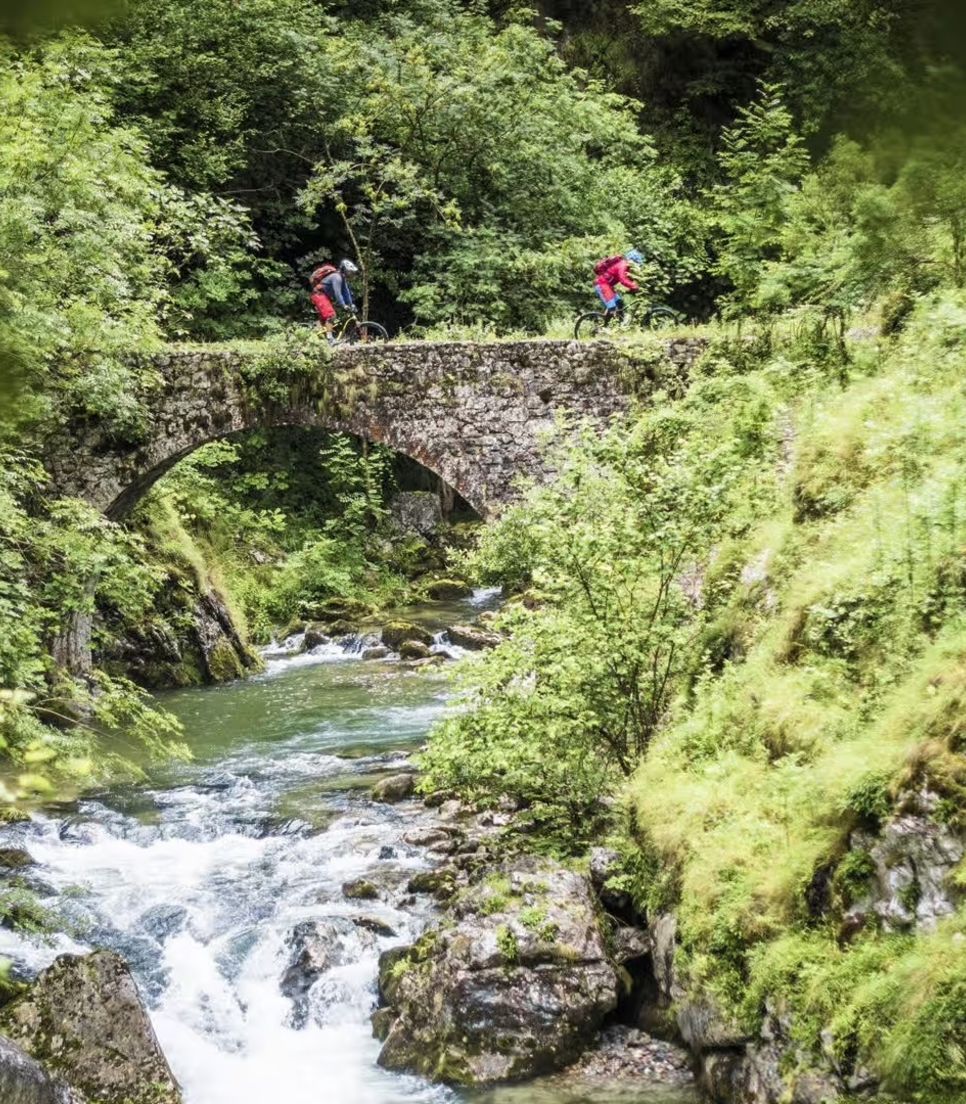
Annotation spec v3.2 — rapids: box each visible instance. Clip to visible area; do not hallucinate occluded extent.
[0,590,695,1104]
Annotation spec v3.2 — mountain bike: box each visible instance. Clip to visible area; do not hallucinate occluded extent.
[331,311,389,345]
[573,298,681,340]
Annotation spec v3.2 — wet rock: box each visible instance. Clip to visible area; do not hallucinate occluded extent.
[446,624,501,650]
[324,619,358,638]
[371,774,415,803]
[0,1034,82,1104]
[280,919,350,1004]
[342,878,380,901]
[377,855,618,1085]
[399,640,432,661]
[351,915,397,938]
[406,869,456,897]
[382,622,433,650]
[301,624,331,651]
[139,903,188,941]
[362,645,390,661]
[371,1006,396,1042]
[378,845,397,860]
[403,827,453,847]
[424,579,472,600]
[0,949,182,1104]
[0,848,36,870]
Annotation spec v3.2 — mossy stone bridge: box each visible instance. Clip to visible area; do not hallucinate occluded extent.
[45,336,706,674]
[46,337,706,521]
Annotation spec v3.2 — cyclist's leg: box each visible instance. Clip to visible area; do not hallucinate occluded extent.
[595,279,620,317]
[313,291,338,343]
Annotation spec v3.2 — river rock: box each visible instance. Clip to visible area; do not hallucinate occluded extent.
[302,597,373,623]
[405,869,456,897]
[351,915,397,938]
[301,624,331,650]
[0,848,36,870]
[371,774,415,803]
[424,579,472,600]
[382,622,433,649]
[446,624,501,650]
[362,645,390,661]
[280,918,354,1006]
[0,1035,82,1104]
[399,640,432,660]
[375,855,618,1085]
[0,950,182,1104]
[343,878,380,901]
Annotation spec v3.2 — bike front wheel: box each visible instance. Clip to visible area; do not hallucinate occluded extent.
[642,306,682,331]
[345,320,389,344]
[574,311,610,340]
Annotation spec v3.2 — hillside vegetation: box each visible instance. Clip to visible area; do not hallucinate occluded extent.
[422,297,966,1099]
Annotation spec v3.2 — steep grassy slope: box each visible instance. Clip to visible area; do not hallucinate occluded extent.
[628,295,966,1100]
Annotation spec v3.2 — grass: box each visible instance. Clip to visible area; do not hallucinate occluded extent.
[624,290,966,1100]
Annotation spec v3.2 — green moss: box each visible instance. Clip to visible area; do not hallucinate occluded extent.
[206,637,246,682]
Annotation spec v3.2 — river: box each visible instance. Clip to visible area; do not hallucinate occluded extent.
[0,592,696,1104]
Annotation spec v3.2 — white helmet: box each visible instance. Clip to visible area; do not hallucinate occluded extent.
[339,259,359,274]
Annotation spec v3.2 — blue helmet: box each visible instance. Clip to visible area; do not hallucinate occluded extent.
[625,249,645,266]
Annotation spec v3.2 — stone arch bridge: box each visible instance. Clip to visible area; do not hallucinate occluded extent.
[47,338,705,521]
[44,336,705,673]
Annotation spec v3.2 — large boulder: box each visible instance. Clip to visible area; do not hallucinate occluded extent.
[381,622,433,650]
[375,855,618,1085]
[446,624,501,651]
[0,950,181,1104]
[371,774,415,803]
[424,579,472,601]
[0,1035,82,1104]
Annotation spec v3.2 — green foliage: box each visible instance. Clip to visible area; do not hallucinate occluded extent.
[421,361,781,843]
[0,458,187,799]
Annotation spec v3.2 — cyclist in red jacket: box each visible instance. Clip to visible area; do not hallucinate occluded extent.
[310,259,359,342]
[594,249,645,316]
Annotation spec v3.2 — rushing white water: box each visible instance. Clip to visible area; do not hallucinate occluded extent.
[0,621,476,1104]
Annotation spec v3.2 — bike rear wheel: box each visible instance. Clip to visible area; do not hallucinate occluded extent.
[574,311,610,340]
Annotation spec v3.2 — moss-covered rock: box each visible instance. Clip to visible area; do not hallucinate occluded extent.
[424,579,473,600]
[371,774,416,803]
[343,878,379,901]
[0,950,182,1104]
[375,855,617,1085]
[0,808,30,826]
[399,640,432,660]
[0,849,35,871]
[382,621,433,649]
[206,637,246,682]
[301,596,373,623]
